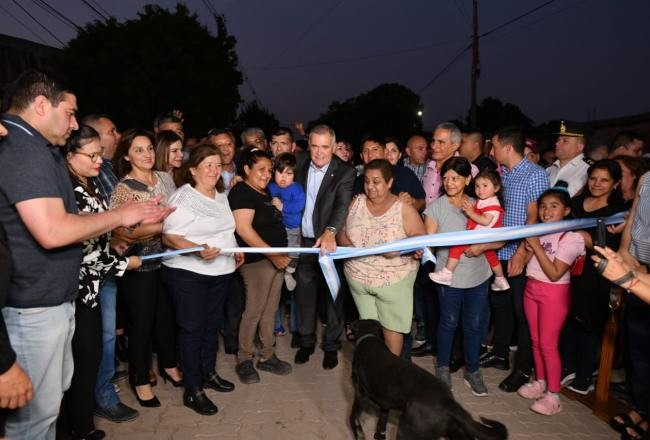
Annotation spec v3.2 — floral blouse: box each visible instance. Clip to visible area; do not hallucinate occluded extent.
[73,180,129,309]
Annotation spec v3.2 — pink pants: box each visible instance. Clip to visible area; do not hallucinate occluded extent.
[523,278,571,393]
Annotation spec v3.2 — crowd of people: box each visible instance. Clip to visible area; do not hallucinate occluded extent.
[1,69,650,440]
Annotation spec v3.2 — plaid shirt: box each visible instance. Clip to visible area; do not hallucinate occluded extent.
[93,159,118,204]
[497,158,549,260]
[403,157,427,183]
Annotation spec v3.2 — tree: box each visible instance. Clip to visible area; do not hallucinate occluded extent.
[311,83,422,146]
[232,101,279,139]
[466,97,533,133]
[58,4,243,135]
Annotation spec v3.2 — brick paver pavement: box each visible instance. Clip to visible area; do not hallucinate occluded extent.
[98,335,617,439]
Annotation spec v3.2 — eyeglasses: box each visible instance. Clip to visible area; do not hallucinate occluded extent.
[73,149,104,163]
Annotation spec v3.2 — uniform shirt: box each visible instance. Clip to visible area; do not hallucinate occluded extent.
[497,157,549,261]
[546,153,590,196]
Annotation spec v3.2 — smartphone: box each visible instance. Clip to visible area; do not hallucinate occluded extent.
[594,218,606,248]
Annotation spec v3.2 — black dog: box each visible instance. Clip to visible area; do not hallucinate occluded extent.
[350,319,508,440]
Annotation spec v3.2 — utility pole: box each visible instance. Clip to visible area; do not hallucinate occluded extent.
[470,0,479,127]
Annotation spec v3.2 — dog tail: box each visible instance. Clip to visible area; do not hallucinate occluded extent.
[448,407,508,440]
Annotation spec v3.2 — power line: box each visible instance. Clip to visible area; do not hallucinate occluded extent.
[30,0,81,31]
[453,0,471,26]
[0,3,49,44]
[78,0,109,21]
[87,0,112,20]
[417,42,472,94]
[10,0,65,46]
[480,0,557,38]
[266,0,346,68]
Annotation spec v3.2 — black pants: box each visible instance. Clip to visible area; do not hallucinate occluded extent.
[223,271,245,350]
[65,301,102,435]
[163,267,231,389]
[295,237,344,351]
[626,294,650,418]
[417,263,439,347]
[559,318,601,381]
[118,269,177,386]
[489,260,532,372]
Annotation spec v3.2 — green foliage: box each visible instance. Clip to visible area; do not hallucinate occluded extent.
[58,4,243,135]
[311,83,422,146]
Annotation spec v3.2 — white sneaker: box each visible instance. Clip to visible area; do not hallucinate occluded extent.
[429,268,453,285]
[284,272,297,291]
[491,276,510,291]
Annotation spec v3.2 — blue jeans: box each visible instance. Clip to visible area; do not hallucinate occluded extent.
[95,276,120,409]
[2,302,75,440]
[436,280,489,373]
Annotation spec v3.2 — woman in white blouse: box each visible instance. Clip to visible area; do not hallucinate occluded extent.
[162,143,243,416]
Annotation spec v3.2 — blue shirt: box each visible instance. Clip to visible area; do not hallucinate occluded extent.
[268,182,306,229]
[497,158,549,260]
[301,161,329,238]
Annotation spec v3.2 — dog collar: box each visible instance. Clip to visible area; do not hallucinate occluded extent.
[355,333,380,346]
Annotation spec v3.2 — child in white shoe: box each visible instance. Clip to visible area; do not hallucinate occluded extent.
[268,153,305,291]
[516,185,585,416]
[429,169,510,291]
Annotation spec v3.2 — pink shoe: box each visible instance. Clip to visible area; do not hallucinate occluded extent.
[530,393,562,416]
[490,276,510,291]
[517,380,545,400]
[429,268,453,285]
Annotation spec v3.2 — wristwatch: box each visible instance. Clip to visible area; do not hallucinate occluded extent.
[325,226,337,235]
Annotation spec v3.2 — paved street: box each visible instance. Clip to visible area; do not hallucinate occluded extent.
[98,334,617,439]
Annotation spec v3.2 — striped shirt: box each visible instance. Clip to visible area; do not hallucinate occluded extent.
[94,159,118,204]
[631,172,650,264]
[497,158,549,260]
[403,157,427,183]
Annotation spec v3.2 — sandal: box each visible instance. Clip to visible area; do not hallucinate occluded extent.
[622,421,648,440]
[345,322,354,341]
[612,412,641,434]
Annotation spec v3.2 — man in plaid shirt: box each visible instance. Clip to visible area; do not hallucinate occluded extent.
[473,127,549,392]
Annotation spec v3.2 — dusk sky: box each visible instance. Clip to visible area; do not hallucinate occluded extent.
[1,0,649,130]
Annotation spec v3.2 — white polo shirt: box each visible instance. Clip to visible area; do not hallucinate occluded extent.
[546,153,590,196]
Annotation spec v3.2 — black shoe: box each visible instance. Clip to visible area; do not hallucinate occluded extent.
[94,402,139,423]
[130,385,161,408]
[480,353,509,371]
[294,346,315,364]
[411,342,435,357]
[322,350,338,370]
[183,388,218,416]
[257,354,292,375]
[70,429,106,440]
[449,357,465,373]
[290,332,300,348]
[235,359,260,384]
[203,373,235,392]
[479,345,490,361]
[567,376,595,395]
[498,369,531,392]
[111,370,128,383]
[159,370,184,387]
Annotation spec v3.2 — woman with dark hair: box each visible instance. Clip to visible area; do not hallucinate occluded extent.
[154,130,184,186]
[423,156,492,396]
[560,159,628,395]
[228,147,292,384]
[63,126,141,439]
[162,143,243,415]
[110,128,181,407]
[338,159,424,356]
[385,137,404,166]
[613,155,647,203]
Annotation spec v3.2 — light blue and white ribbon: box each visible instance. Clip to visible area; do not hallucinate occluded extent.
[142,213,625,300]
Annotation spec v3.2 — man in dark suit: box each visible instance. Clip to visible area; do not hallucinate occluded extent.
[294,124,355,369]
